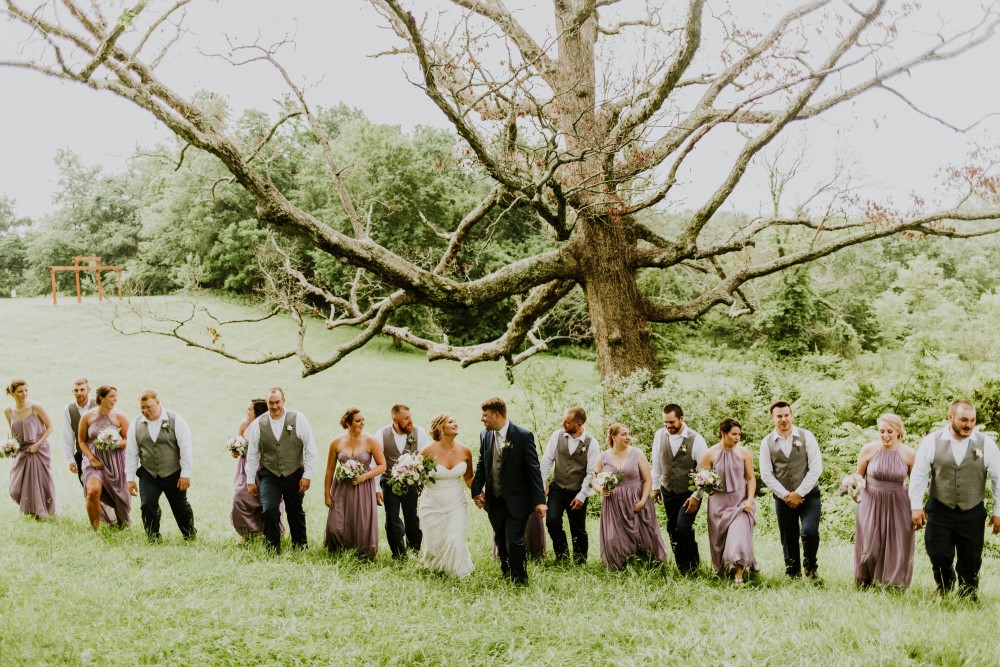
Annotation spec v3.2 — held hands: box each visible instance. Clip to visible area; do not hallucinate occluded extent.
[785,492,804,508]
[474,492,485,509]
[177,477,190,491]
[247,483,258,497]
[912,509,926,531]
[535,503,547,519]
[128,482,138,497]
[683,496,700,514]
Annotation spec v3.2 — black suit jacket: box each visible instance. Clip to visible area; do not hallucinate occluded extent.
[472,420,546,519]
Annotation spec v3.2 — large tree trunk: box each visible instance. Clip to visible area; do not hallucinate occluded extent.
[578,214,658,383]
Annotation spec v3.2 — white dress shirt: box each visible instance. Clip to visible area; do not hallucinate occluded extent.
[908,428,1000,518]
[244,410,318,482]
[540,428,600,502]
[650,426,709,487]
[758,426,823,499]
[62,401,93,464]
[125,409,193,482]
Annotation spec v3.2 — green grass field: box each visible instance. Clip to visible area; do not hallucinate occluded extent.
[1,296,998,666]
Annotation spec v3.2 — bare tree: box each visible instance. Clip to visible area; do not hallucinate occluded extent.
[3,1,999,380]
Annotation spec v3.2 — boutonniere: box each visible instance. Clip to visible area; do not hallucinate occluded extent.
[286,424,294,433]
[973,448,982,460]
[793,439,801,449]
[500,440,513,453]
[160,420,171,431]
[679,443,687,455]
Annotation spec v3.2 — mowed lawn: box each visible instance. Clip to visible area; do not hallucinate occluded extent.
[1,296,998,666]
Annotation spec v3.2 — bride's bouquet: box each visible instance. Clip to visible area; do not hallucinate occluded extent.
[689,469,724,495]
[93,427,123,451]
[1,435,20,458]
[389,453,438,496]
[592,469,624,494]
[335,458,367,483]
[839,473,866,501]
[226,435,249,457]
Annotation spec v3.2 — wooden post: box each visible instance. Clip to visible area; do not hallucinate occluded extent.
[50,268,58,305]
[74,265,82,304]
[96,269,104,302]
[116,269,123,300]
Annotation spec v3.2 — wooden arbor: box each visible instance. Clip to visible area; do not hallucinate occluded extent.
[49,256,123,305]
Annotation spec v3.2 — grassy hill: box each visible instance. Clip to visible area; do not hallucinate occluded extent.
[0,296,998,666]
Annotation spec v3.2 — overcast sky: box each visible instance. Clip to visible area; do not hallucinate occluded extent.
[1,1,997,220]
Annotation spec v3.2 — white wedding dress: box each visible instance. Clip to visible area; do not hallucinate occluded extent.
[418,462,474,578]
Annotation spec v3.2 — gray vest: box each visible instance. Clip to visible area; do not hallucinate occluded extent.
[658,430,698,494]
[929,431,988,511]
[551,431,594,492]
[490,431,503,497]
[768,429,809,493]
[136,412,181,478]
[382,427,418,474]
[259,411,304,477]
[68,399,97,453]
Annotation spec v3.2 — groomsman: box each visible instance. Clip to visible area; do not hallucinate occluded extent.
[910,400,1000,598]
[540,406,599,564]
[472,397,547,585]
[650,403,708,574]
[759,401,824,581]
[375,404,430,558]
[62,378,96,484]
[125,389,196,541]
[246,387,318,553]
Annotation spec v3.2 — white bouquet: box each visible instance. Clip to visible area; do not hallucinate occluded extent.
[839,473,866,501]
[226,435,249,457]
[592,469,624,494]
[93,426,123,451]
[1,435,20,458]
[689,469,724,495]
[389,453,437,495]
[335,458,367,482]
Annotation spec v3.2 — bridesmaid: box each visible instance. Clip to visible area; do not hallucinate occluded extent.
[78,385,131,530]
[596,423,668,570]
[701,417,757,586]
[4,380,61,518]
[324,408,386,559]
[231,398,285,540]
[853,413,916,589]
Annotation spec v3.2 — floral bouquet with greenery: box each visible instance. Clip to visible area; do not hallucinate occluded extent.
[389,453,437,496]
[226,435,249,457]
[94,427,123,451]
[839,473,866,501]
[592,469,624,494]
[1,435,20,458]
[335,458,366,483]
[689,469,724,495]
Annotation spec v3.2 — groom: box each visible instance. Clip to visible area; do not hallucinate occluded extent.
[472,397,546,585]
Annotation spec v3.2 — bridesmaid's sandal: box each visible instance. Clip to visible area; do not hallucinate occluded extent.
[733,577,745,587]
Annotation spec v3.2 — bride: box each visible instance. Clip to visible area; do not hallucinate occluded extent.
[418,413,475,578]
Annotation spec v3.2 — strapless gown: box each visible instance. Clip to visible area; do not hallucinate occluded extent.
[419,462,474,578]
